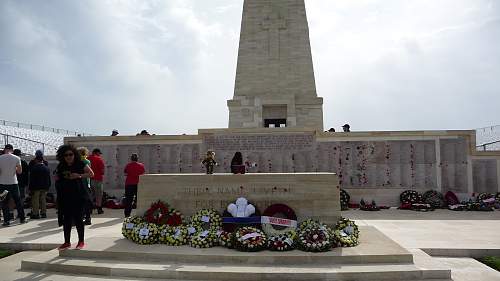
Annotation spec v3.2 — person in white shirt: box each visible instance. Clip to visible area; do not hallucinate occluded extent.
[0,144,26,226]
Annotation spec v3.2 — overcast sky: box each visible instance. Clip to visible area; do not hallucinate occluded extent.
[0,0,499,136]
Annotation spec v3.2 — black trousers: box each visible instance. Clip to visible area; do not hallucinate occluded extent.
[124,185,137,217]
[0,184,25,222]
[62,207,84,243]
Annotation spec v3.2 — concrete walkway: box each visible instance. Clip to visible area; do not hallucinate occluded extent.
[0,208,499,280]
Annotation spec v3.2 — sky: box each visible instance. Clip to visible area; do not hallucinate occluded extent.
[0,0,499,136]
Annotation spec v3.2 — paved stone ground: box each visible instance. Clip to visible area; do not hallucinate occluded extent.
[0,208,499,280]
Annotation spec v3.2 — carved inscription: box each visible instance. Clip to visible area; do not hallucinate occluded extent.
[204,134,314,151]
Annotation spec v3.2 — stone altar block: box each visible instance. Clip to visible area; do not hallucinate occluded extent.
[138,173,340,225]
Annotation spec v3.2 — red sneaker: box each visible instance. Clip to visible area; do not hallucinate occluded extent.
[57,243,71,251]
[75,242,85,250]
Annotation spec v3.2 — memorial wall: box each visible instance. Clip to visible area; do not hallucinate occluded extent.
[67,129,500,205]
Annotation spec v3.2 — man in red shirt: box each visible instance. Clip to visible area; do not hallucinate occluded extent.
[88,148,105,214]
[123,153,145,217]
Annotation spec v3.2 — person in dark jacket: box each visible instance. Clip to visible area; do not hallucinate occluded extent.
[13,149,29,201]
[29,152,51,219]
[230,152,244,174]
[55,145,94,250]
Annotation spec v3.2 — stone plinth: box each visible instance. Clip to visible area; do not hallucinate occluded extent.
[138,173,340,225]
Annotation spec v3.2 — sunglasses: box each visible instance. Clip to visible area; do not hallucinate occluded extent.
[64,153,74,157]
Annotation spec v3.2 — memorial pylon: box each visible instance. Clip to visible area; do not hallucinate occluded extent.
[228,0,324,130]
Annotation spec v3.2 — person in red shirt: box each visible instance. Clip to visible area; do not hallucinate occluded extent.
[123,153,145,217]
[87,148,106,214]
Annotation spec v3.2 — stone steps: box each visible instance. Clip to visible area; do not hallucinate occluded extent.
[22,250,450,281]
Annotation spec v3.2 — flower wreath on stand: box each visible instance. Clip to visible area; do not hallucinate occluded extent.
[399,190,422,210]
[122,216,144,240]
[267,231,296,251]
[234,226,267,252]
[422,190,445,209]
[262,204,297,236]
[159,225,188,246]
[218,230,234,249]
[144,200,170,225]
[130,222,159,245]
[334,218,359,247]
[190,209,222,231]
[297,226,332,252]
[189,229,218,248]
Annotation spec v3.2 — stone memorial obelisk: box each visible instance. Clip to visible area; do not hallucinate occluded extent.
[228,0,324,130]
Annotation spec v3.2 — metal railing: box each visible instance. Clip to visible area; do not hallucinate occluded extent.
[0,119,89,136]
[0,133,59,155]
[476,125,500,151]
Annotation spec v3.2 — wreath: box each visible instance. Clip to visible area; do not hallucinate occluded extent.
[185,224,202,240]
[422,190,445,209]
[445,191,460,206]
[297,226,332,252]
[166,209,184,226]
[262,204,297,236]
[298,219,324,231]
[218,230,234,249]
[189,230,218,248]
[334,218,359,247]
[130,222,159,245]
[190,209,222,231]
[340,189,350,210]
[144,200,170,225]
[448,204,466,211]
[159,225,188,246]
[234,226,267,252]
[360,199,380,211]
[267,231,296,251]
[400,190,421,205]
[122,216,144,239]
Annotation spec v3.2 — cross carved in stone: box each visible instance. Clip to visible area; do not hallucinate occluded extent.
[260,10,287,60]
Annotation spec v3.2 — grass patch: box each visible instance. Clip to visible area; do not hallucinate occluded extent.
[0,249,15,259]
[478,256,500,271]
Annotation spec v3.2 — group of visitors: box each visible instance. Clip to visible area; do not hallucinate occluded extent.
[0,142,146,251]
[326,124,351,133]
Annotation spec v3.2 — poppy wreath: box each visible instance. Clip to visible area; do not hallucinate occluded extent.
[122,216,144,239]
[297,226,332,252]
[144,200,170,225]
[234,226,268,252]
[334,218,359,247]
[262,204,297,236]
[166,209,184,226]
[130,222,160,245]
[267,231,296,251]
[190,209,222,231]
[400,190,422,209]
[189,230,218,248]
[422,190,445,209]
[218,230,234,249]
[159,225,188,246]
[340,189,350,210]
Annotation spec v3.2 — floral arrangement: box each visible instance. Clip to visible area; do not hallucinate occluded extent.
[297,226,332,252]
[334,218,359,247]
[234,227,267,252]
[189,230,218,248]
[262,204,297,236]
[422,190,445,209]
[185,224,202,240]
[122,216,144,239]
[359,199,380,211]
[218,230,234,249]
[166,209,184,226]
[298,219,324,231]
[267,231,296,251]
[144,200,170,225]
[399,190,422,209]
[190,209,222,231]
[340,189,350,211]
[130,222,159,245]
[159,225,188,246]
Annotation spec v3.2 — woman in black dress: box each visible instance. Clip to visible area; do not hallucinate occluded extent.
[230,152,243,174]
[55,145,94,250]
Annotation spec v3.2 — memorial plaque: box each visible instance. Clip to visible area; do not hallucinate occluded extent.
[137,173,340,225]
[203,134,314,151]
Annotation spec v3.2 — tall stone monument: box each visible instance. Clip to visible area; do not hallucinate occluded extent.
[228,0,324,130]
